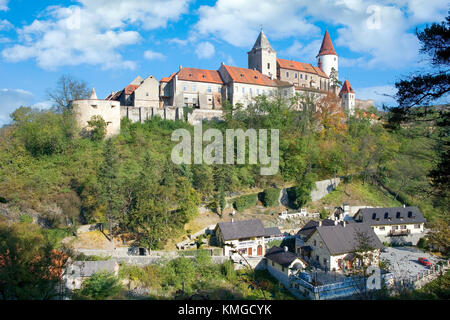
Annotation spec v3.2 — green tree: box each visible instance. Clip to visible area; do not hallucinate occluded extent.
[75,271,122,300]
[98,139,121,240]
[87,115,107,141]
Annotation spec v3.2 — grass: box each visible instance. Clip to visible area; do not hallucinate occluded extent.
[308,179,403,212]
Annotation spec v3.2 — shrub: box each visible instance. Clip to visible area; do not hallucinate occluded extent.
[319,208,329,219]
[19,214,33,224]
[87,115,107,141]
[233,194,258,211]
[262,188,280,207]
[75,271,122,300]
[417,237,428,249]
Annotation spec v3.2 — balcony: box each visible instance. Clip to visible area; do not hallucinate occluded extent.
[388,229,411,237]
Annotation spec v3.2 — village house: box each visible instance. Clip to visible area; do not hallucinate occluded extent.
[354,206,426,245]
[303,222,384,272]
[63,260,119,291]
[264,226,284,243]
[215,219,271,257]
[265,246,307,287]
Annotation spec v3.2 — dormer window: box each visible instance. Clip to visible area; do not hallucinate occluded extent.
[396,212,401,219]
[240,74,244,77]
[372,213,376,220]
[189,73,192,77]
[408,211,412,218]
[384,212,388,219]
[202,75,206,79]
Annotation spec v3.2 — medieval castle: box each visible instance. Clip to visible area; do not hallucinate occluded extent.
[71,30,372,137]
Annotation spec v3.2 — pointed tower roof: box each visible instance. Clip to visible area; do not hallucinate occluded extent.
[317,30,337,57]
[251,29,274,51]
[339,80,355,96]
[89,88,98,100]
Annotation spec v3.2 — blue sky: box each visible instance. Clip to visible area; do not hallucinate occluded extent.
[0,0,448,125]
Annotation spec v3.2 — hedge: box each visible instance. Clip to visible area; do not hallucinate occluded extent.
[262,188,280,207]
[233,194,258,211]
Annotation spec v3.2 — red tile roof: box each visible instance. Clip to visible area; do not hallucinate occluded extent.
[177,67,224,84]
[124,84,139,95]
[160,72,177,83]
[339,80,355,96]
[317,30,337,57]
[223,65,277,87]
[277,58,328,78]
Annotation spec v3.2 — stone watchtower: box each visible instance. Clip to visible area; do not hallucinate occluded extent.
[317,30,338,80]
[339,80,356,116]
[248,29,277,79]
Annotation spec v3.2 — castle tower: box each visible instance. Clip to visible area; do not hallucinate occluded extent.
[317,30,338,80]
[339,80,355,116]
[89,88,98,100]
[248,29,277,78]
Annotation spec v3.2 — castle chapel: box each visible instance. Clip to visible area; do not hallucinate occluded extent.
[71,30,360,137]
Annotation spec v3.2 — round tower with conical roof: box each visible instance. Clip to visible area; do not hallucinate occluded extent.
[317,30,338,80]
[248,29,277,79]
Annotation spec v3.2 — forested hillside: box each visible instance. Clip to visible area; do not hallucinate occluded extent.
[0,91,447,249]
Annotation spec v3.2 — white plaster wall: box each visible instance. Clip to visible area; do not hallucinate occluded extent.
[72,99,121,137]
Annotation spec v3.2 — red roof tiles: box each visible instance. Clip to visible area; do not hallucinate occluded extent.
[178,67,224,84]
[124,84,139,95]
[339,80,355,96]
[277,58,328,78]
[223,65,277,87]
[161,72,177,83]
[317,30,337,57]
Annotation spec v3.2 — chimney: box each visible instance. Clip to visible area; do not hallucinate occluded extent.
[342,221,346,227]
[231,218,234,223]
[402,204,406,208]
[284,246,288,252]
[179,65,183,70]
[334,220,338,226]
[318,221,322,227]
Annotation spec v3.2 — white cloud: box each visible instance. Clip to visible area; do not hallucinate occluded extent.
[0,88,34,126]
[195,41,215,59]
[193,0,443,70]
[0,0,8,11]
[144,50,166,60]
[0,19,12,30]
[194,0,320,48]
[2,0,191,70]
[168,38,189,46]
[279,40,322,64]
[356,85,398,107]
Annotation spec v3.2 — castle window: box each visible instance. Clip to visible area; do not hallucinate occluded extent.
[208,86,212,93]
[193,85,197,91]
[249,88,252,95]
[183,85,187,91]
[267,63,270,69]
[91,105,98,109]
[305,75,308,80]
[257,89,260,95]
[242,87,245,93]
[295,73,298,79]
[286,72,289,78]
[300,74,303,79]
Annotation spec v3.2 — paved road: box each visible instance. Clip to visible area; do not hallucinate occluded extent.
[380,247,441,280]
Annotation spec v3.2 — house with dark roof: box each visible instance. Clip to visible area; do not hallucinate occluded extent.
[304,222,384,271]
[354,206,426,245]
[295,219,336,256]
[263,226,284,243]
[214,219,266,257]
[265,246,306,287]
